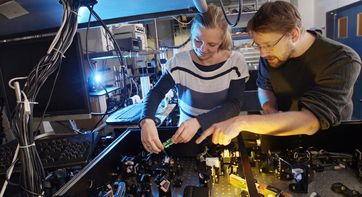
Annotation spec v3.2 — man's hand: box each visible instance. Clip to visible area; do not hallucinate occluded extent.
[140,119,164,153]
[172,118,201,143]
[196,116,242,145]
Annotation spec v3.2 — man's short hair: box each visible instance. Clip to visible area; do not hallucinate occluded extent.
[247,1,302,34]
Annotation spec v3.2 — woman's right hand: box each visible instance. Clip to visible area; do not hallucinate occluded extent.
[140,118,164,154]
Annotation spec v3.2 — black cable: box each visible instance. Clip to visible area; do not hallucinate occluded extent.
[237,133,259,197]
[85,6,138,126]
[90,106,122,116]
[35,58,63,134]
[86,5,125,66]
[7,0,82,195]
[0,97,4,144]
[85,5,96,72]
[86,5,128,92]
[218,0,242,27]
[90,113,106,133]
[90,84,109,133]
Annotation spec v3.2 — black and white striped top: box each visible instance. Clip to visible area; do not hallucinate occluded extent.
[142,50,249,130]
[168,50,249,126]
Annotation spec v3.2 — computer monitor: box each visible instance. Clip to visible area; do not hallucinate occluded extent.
[0,33,91,121]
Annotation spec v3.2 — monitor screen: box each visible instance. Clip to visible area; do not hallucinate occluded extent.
[0,33,91,121]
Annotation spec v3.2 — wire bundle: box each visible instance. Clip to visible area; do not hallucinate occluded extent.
[6,0,82,196]
[83,5,131,132]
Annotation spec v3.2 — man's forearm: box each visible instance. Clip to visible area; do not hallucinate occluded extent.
[236,109,320,136]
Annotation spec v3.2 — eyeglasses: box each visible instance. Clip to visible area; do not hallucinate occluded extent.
[251,32,287,51]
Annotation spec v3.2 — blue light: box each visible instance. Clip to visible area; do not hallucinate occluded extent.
[95,73,102,83]
[76,0,195,24]
[77,7,90,21]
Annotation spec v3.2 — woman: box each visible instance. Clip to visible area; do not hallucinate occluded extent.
[139,4,249,153]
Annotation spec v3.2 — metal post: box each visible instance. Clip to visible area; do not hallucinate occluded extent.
[154,18,159,50]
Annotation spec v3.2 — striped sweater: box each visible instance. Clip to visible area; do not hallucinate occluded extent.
[142,50,249,130]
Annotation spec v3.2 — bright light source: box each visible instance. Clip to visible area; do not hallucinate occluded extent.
[95,73,102,83]
[77,7,89,21]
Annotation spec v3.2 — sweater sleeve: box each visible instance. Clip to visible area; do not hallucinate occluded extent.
[300,60,361,129]
[141,71,175,122]
[196,78,245,130]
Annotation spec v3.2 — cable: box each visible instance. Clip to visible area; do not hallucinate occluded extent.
[218,0,242,27]
[85,4,96,72]
[0,98,4,144]
[85,6,143,121]
[89,84,109,133]
[86,5,125,67]
[34,59,63,134]
[86,5,130,96]
[130,78,139,96]
[171,16,194,26]
[6,0,82,195]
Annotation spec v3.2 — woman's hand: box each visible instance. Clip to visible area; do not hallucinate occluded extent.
[172,118,201,143]
[140,119,164,153]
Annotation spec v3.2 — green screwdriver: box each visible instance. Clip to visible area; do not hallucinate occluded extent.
[163,138,174,149]
[146,138,174,157]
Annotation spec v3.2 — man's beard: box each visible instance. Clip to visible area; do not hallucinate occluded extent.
[266,46,294,68]
[265,56,286,68]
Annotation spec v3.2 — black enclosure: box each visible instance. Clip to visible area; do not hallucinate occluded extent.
[55,127,206,197]
[55,121,362,196]
[0,33,91,120]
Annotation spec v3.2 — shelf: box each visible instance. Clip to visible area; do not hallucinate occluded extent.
[232,34,251,40]
[89,86,121,97]
[227,11,257,16]
[88,49,166,60]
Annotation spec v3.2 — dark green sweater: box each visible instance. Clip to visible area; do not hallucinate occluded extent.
[257,31,362,129]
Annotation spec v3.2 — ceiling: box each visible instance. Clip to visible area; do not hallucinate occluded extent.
[0,0,197,40]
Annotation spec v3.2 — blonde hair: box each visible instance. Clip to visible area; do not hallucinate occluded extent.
[191,4,232,50]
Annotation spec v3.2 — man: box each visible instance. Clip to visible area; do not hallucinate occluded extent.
[196,1,361,145]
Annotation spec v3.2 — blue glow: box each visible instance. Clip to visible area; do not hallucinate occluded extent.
[77,0,195,24]
[95,73,102,83]
[78,7,90,21]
